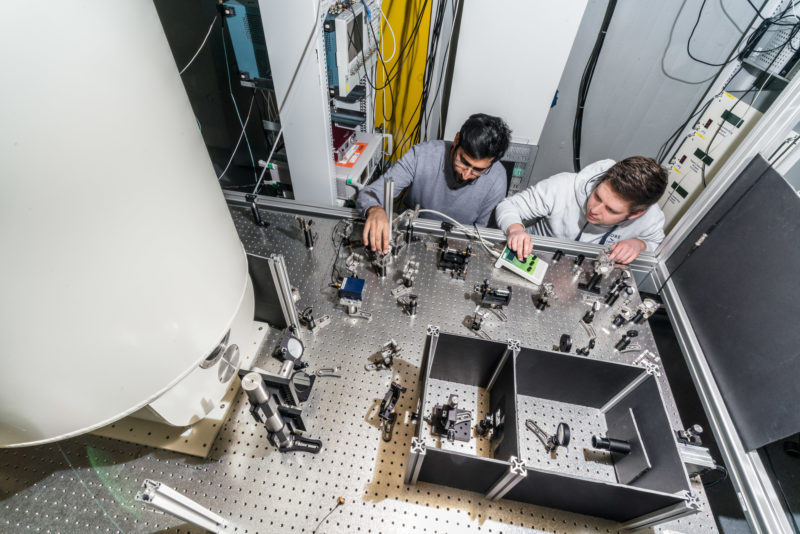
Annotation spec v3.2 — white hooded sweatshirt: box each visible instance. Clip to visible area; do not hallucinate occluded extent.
[494,160,666,251]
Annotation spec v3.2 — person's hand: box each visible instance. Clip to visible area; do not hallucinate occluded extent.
[362,206,391,253]
[608,239,646,264]
[506,223,532,261]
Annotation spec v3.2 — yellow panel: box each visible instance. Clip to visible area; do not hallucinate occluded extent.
[375,0,433,160]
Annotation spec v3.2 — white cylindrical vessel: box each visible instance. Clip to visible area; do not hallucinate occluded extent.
[0,1,253,446]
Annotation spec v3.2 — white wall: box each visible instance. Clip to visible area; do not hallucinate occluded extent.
[444,1,587,143]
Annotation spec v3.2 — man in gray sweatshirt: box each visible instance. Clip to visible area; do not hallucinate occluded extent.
[357,113,511,253]
[495,157,668,264]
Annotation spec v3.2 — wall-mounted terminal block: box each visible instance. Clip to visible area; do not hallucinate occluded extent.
[378,381,406,442]
[338,277,371,320]
[429,394,473,443]
[366,339,401,371]
[535,283,556,311]
[296,216,316,249]
[299,306,331,335]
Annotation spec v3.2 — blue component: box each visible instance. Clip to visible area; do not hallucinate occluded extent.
[323,13,340,94]
[339,277,365,301]
[223,1,271,84]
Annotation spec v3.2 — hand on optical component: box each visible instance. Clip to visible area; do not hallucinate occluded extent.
[608,239,646,264]
[506,223,533,261]
[363,206,391,254]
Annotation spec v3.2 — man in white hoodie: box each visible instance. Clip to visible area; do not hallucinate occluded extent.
[494,157,668,264]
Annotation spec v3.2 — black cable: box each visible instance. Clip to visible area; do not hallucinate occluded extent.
[417,0,447,139]
[573,0,617,172]
[361,5,398,124]
[745,0,768,21]
[659,6,800,164]
[655,96,716,163]
[695,26,793,187]
[701,464,729,488]
[343,11,378,130]
[686,0,800,68]
[424,0,458,132]
[358,0,430,92]
[648,160,773,295]
[687,0,750,67]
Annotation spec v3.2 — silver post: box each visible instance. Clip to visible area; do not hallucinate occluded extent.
[384,178,394,245]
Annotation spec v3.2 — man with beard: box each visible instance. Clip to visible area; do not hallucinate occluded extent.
[496,156,668,264]
[357,113,512,253]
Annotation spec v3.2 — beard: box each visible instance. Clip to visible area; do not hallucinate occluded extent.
[444,165,472,189]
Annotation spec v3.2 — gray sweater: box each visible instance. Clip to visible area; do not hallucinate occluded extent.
[495,160,666,251]
[356,140,507,226]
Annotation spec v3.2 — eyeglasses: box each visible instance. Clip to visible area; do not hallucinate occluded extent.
[452,148,491,177]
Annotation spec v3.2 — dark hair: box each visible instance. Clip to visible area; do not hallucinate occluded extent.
[458,113,512,161]
[597,156,668,213]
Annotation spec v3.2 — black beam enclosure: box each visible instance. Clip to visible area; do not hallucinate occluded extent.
[246,253,288,327]
[515,346,642,408]
[490,350,519,462]
[668,156,800,451]
[427,332,508,386]
[605,377,690,494]
[407,330,693,524]
[503,470,685,523]
[417,449,511,495]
